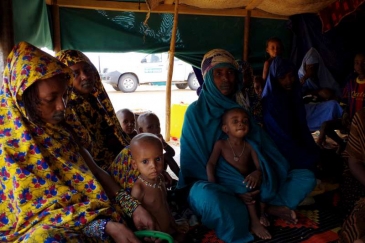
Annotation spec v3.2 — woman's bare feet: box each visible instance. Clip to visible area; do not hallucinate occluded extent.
[260,214,270,227]
[251,220,272,240]
[266,205,298,224]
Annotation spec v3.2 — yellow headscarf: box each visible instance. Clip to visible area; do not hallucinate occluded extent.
[0,42,119,242]
[56,50,129,170]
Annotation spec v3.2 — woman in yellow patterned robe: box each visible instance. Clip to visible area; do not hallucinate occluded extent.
[0,42,136,242]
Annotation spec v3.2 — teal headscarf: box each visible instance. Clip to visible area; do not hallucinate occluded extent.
[178,49,290,202]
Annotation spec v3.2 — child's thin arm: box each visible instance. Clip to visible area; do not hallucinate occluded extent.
[79,147,121,199]
[251,146,261,171]
[206,141,222,183]
[163,143,175,157]
[131,183,144,202]
[262,60,270,81]
[164,156,180,178]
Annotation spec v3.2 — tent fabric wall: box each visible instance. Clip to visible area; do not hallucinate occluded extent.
[58,8,291,73]
[290,9,365,88]
[10,0,291,73]
[12,0,53,49]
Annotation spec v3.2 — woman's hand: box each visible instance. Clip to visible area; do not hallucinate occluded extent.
[132,205,157,231]
[240,190,260,204]
[105,221,141,243]
[133,206,163,242]
[243,170,262,189]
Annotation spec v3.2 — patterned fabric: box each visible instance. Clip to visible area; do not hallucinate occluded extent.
[56,50,129,170]
[319,0,365,32]
[342,73,365,120]
[0,42,120,242]
[341,108,365,239]
[201,49,239,79]
[108,147,141,217]
[339,198,365,243]
[82,218,111,240]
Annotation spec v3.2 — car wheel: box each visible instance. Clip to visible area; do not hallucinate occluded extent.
[118,74,138,93]
[175,83,188,89]
[188,73,199,90]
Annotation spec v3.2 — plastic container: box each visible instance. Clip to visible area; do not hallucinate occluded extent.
[170,103,189,139]
[135,230,174,243]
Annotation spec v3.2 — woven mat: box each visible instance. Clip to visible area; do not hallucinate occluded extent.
[185,191,342,243]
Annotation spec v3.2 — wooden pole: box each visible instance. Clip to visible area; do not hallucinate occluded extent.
[165,0,179,141]
[51,0,61,53]
[0,0,14,87]
[243,10,251,61]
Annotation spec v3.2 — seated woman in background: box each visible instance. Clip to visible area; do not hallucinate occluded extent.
[298,47,343,132]
[339,108,365,243]
[56,50,130,170]
[316,51,365,152]
[262,56,320,171]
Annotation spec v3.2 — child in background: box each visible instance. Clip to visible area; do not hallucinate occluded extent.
[262,37,284,81]
[137,112,180,182]
[206,108,271,240]
[116,108,138,140]
[253,76,264,98]
[130,133,188,242]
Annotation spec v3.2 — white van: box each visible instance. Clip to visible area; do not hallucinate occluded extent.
[101,52,199,93]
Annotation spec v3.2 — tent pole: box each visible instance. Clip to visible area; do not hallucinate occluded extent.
[165,0,179,141]
[243,10,251,61]
[52,0,61,53]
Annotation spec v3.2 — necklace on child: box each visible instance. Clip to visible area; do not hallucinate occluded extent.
[138,175,162,189]
[227,138,246,161]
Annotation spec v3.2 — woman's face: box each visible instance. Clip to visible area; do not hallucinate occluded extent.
[278,71,295,91]
[69,61,97,95]
[213,67,236,96]
[36,74,69,124]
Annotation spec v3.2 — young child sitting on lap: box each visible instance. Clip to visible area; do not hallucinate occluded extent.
[206,107,271,240]
[130,133,188,242]
[116,108,138,140]
[137,112,180,181]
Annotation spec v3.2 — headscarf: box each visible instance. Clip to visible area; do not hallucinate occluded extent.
[262,56,319,170]
[0,42,118,242]
[298,47,341,97]
[178,49,290,202]
[56,50,129,169]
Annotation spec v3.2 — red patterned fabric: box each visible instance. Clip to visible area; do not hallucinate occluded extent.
[319,0,365,32]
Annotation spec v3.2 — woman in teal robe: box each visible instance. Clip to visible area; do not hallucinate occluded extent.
[177,49,316,243]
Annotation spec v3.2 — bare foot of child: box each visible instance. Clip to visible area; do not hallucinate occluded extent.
[266,205,298,224]
[260,214,270,227]
[354,238,365,243]
[251,221,271,240]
